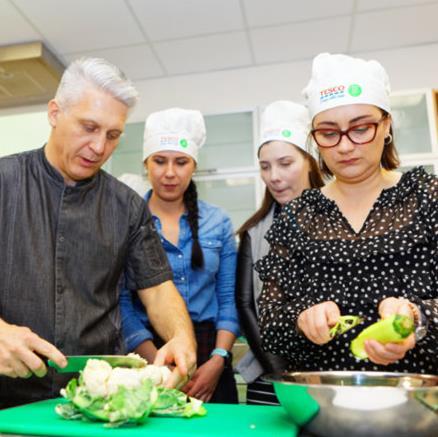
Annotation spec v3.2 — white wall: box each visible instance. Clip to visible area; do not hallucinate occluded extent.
[0,109,49,157]
[1,42,437,156]
[129,43,438,122]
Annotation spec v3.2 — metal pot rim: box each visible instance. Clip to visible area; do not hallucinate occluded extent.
[264,370,438,390]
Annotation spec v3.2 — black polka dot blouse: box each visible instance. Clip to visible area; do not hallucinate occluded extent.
[255,167,437,374]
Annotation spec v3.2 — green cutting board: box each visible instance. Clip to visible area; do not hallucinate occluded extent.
[0,398,298,436]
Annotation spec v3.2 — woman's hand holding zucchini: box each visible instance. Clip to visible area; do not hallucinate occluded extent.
[353,297,418,365]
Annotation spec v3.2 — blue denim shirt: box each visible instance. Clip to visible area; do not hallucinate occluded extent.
[120,192,239,351]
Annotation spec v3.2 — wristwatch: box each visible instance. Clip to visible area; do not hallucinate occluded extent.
[408,302,428,342]
[414,312,428,342]
[210,348,232,367]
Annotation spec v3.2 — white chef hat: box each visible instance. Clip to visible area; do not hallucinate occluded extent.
[118,173,147,197]
[143,107,206,162]
[303,53,391,119]
[259,101,310,153]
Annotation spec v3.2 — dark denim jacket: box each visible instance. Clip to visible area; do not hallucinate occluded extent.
[0,147,172,407]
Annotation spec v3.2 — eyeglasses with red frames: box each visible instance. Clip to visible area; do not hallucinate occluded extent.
[311,115,388,148]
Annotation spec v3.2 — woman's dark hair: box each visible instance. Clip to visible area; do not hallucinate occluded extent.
[237,148,324,239]
[184,180,204,269]
[318,109,400,178]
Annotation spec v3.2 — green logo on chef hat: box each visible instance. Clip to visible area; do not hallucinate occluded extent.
[179,138,188,148]
[348,84,362,97]
[281,129,292,138]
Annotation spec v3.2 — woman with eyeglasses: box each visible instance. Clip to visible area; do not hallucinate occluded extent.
[256,53,437,373]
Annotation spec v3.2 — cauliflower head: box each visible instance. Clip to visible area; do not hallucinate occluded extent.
[81,357,171,398]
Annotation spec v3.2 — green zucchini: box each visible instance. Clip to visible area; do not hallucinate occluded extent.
[350,314,415,360]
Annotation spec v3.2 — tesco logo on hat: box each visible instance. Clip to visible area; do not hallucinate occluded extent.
[320,85,345,96]
[160,135,179,147]
[320,85,345,103]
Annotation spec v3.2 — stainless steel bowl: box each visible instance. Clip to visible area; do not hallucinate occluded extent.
[266,371,438,437]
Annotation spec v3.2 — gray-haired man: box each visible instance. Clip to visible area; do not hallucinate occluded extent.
[0,58,196,408]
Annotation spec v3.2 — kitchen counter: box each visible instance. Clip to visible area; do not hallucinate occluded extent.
[0,398,298,437]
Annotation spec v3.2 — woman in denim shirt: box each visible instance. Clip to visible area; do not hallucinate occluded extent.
[120,108,239,403]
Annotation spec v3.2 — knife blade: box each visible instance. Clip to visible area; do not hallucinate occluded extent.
[48,355,147,373]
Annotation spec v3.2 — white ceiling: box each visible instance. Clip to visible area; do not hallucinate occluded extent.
[1,0,438,82]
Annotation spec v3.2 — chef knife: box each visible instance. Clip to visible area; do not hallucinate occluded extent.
[48,355,147,373]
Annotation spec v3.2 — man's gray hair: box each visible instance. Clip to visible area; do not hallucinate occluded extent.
[55,57,139,109]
